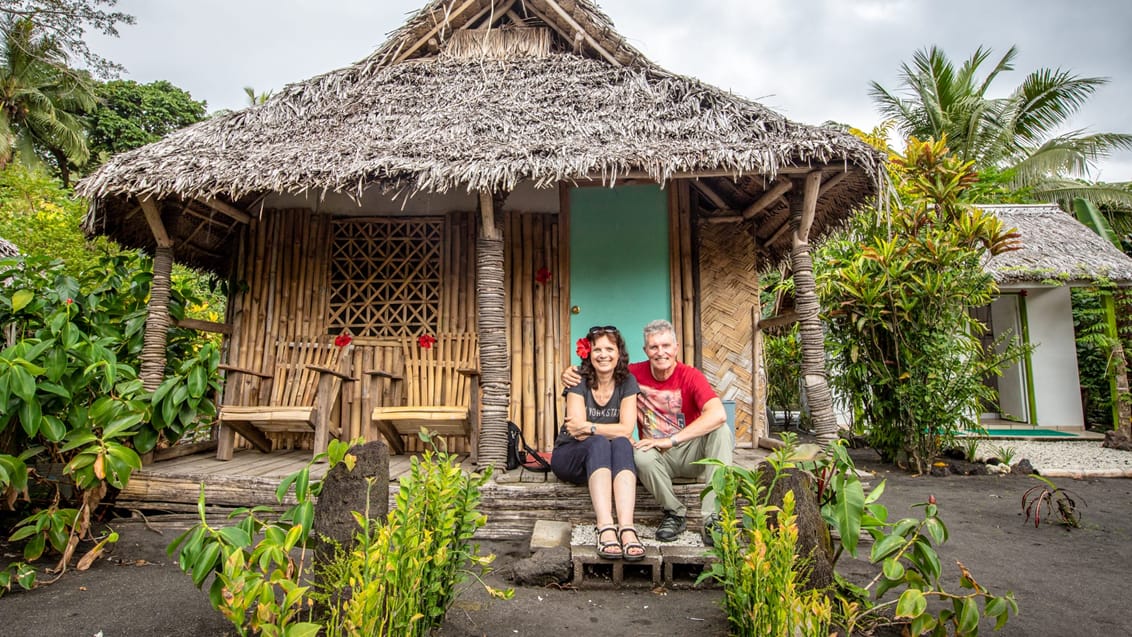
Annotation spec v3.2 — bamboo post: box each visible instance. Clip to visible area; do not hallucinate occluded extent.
[678,183,696,363]
[521,214,537,441]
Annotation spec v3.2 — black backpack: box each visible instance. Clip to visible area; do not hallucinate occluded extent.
[506,421,552,472]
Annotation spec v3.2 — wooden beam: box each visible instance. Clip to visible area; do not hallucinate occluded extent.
[690,180,729,211]
[197,197,251,224]
[175,317,233,335]
[393,0,480,64]
[797,171,823,242]
[758,310,799,331]
[581,165,821,183]
[139,198,173,248]
[540,0,620,66]
[818,170,849,197]
[765,217,792,246]
[704,214,743,225]
[479,190,500,240]
[742,180,793,220]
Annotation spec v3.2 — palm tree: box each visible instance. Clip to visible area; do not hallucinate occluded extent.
[870,46,1132,209]
[0,17,95,184]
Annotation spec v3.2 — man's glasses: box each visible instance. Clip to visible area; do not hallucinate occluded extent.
[588,325,619,336]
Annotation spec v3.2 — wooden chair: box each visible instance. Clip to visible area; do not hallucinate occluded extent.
[216,338,355,461]
[367,333,479,461]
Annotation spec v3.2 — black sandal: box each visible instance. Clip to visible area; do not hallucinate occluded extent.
[596,525,622,560]
[619,527,646,562]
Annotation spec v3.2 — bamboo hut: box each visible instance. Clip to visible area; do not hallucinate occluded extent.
[77,0,882,466]
[979,204,1132,430]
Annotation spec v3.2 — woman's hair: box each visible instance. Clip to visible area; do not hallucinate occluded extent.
[580,327,631,388]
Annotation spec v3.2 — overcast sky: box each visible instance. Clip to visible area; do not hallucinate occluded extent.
[87,0,1132,181]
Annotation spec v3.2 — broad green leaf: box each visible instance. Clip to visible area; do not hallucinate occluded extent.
[870,533,906,562]
[216,526,252,548]
[956,596,980,635]
[11,289,33,312]
[831,474,866,556]
[882,557,906,581]
[895,588,927,619]
[39,415,66,442]
[187,365,206,398]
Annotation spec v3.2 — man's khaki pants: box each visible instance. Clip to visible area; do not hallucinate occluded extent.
[633,426,733,517]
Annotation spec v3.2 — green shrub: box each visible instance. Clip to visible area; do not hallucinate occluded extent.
[169,435,510,636]
[796,437,1018,635]
[817,138,1028,472]
[699,453,833,637]
[0,253,220,594]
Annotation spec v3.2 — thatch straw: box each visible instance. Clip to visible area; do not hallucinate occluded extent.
[0,237,17,258]
[78,53,878,201]
[984,204,1132,285]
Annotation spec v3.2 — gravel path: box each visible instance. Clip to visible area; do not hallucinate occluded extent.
[975,439,1132,477]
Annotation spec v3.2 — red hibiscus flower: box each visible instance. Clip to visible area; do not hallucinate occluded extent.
[418,334,437,349]
[535,267,552,284]
[334,333,352,347]
[575,337,591,360]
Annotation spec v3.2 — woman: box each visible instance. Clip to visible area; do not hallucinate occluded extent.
[551,325,644,561]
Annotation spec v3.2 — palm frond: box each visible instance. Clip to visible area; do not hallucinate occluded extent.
[1032,179,1132,212]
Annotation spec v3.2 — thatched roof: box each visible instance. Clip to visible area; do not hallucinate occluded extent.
[77,0,881,272]
[984,204,1132,286]
[0,237,18,258]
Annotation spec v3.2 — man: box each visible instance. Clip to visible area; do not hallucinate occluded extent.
[566,319,731,544]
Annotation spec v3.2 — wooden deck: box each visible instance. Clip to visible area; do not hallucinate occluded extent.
[116,447,771,539]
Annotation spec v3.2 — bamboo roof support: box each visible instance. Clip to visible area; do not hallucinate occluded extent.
[198,197,251,224]
[757,310,799,331]
[797,171,822,242]
[540,0,621,66]
[690,180,729,211]
[764,217,792,246]
[817,171,848,197]
[139,198,172,248]
[479,190,500,240]
[742,180,793,220]
[394,0,480,65]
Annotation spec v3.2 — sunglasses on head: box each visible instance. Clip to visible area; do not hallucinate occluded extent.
[588,325,619,336]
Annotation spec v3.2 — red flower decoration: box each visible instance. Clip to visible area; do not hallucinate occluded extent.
[418,334,437,349]
[575,337,591,360]
[535,267,552,284]
[334,333,352,348]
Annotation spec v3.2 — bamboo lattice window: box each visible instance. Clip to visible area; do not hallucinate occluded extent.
[328,218,444,336]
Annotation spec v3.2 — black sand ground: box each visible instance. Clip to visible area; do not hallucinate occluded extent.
[2,452,1131,636]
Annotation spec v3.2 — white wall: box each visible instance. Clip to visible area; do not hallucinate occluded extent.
[1023,286,1085,428]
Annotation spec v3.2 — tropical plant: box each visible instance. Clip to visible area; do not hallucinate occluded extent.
[169,434,510,637]
[818,137,1029,472]
[793,437,1018,635]
[994,445,1016,466]
[0,252,220,594]
[698,450,834,637]
[1022,474,1086,529]
[870,45,1132,210]
[0,17,97,184]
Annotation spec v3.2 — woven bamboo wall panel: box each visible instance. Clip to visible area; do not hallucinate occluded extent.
[328,217,444,336]
[698,220,759,447]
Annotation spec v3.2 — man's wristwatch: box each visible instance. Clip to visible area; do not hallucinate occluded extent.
[590,424,596,436]
[671,433,682,448]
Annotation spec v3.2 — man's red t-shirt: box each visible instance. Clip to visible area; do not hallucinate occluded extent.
[629,361,718,440]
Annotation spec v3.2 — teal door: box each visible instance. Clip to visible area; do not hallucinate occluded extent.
[569,184,671,361]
